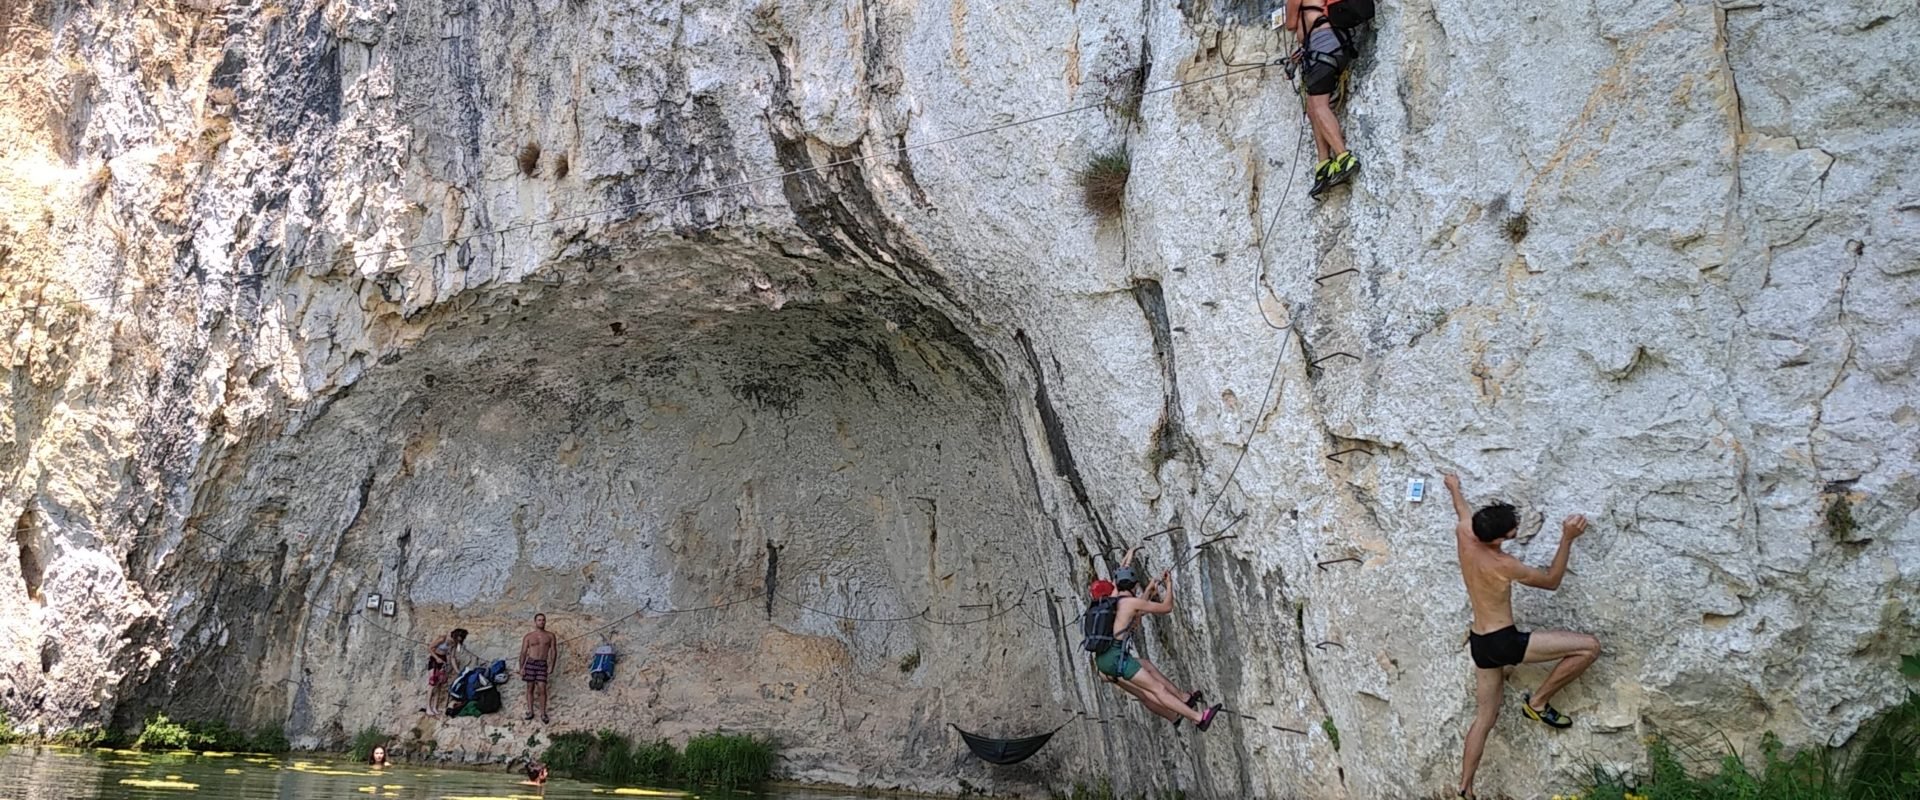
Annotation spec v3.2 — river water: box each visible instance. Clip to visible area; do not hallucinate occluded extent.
[0,746,875,800]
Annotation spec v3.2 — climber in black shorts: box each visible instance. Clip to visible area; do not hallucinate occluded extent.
[1446,473,1602,799]
[1284,0,1360,196]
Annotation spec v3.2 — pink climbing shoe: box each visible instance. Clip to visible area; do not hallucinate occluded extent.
[1195,704,1222,731]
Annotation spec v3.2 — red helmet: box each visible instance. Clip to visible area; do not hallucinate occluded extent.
[1089,580,1115,599]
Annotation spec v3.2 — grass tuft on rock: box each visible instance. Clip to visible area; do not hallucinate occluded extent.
[1076,148,1131,219]
[1566,693,1920,800]
[349,726,386,762]
[681,732,777,789]
[1826,494,1858,541]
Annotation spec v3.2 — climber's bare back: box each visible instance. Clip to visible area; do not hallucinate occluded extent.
[1456,522,1521,634]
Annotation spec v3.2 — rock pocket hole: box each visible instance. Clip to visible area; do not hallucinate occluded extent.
[517,142,543,177]
[14,509,45,603]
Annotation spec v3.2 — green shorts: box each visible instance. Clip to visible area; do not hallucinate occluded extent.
[1094,646,1141,680]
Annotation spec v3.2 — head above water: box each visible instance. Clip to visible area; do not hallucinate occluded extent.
[1112,566,1139,592]
[1472,503,1519,543]
[534,613,546,630]
[370,745,387,765]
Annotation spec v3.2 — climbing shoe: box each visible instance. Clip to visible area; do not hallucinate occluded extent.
[1312,152,1359,200]
[1172,691,1208,728]
[1521,692,1572,729]
[1307,158,1335,197]
[1195,704,1222,731]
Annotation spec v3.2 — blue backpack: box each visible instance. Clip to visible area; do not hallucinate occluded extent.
[449,660,509,702]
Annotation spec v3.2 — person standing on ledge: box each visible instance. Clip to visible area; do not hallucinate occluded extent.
[423,627,469,717]
[520,613,558,724]
[1447,473,1602,800]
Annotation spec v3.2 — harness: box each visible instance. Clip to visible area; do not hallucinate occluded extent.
[1298,0,1375,63]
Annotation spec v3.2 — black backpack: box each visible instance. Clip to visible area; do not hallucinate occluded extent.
[1080,597,1122,653]
[1312,0,1377,60]
[1324,0,1376,30]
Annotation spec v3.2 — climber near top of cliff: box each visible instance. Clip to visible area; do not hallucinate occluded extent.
[1081,548,1222,730]
[1280,0,1375,198]
[1446,474,1603,800]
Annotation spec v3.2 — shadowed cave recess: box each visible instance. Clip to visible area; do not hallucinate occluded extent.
[123,242,1079,788]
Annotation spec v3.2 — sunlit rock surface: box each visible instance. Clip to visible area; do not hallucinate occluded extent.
[2,0,1916,797]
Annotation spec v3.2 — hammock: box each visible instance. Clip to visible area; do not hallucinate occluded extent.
[950,722,1069,765]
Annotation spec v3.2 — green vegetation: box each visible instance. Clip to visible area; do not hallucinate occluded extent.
[50,727,111,748]
[1322,716,1342,753]
[251,728,291,754]
[543,730,681,785]
[1053,781,1116,800]
[129,714,288,753]
[541,729,776,789]
[1567,694,1919,800]
[0,709,19,744]
[1826,494,1858,541]
[898,649,921,673]
[350,726,387,762]
[1076,148,1131,219]
[680,732,777,789]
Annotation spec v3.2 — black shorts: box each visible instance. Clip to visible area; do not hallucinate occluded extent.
[1468,626,1532,669]
[1303,50,1350,97]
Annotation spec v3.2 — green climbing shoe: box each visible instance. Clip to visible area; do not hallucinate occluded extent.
[1312,152,1360,200]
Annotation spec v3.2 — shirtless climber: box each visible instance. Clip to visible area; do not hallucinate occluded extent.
[1083,548,1222,730]
[1283,0,1365,197]
[1447,474,1603,799]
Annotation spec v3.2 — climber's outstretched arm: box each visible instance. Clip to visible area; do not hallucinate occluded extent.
[1445,473,1474,539]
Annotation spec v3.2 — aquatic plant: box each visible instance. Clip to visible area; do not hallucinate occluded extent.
[128,715,288,753]
[248,729,291,754]
[50,727,111,748]
[679,732,776,789]
[542,729,679,785]
[131,714,203,750]
[0,709,19,743]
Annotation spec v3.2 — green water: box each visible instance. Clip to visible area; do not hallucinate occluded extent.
[0,745,872,800]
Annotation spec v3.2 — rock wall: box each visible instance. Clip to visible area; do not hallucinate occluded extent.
[2,0,1917,798]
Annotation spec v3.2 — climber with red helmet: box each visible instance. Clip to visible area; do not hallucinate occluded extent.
[1081,548,1220,729]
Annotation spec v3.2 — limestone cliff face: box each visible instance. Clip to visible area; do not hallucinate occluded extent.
[2,0,1916,797]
